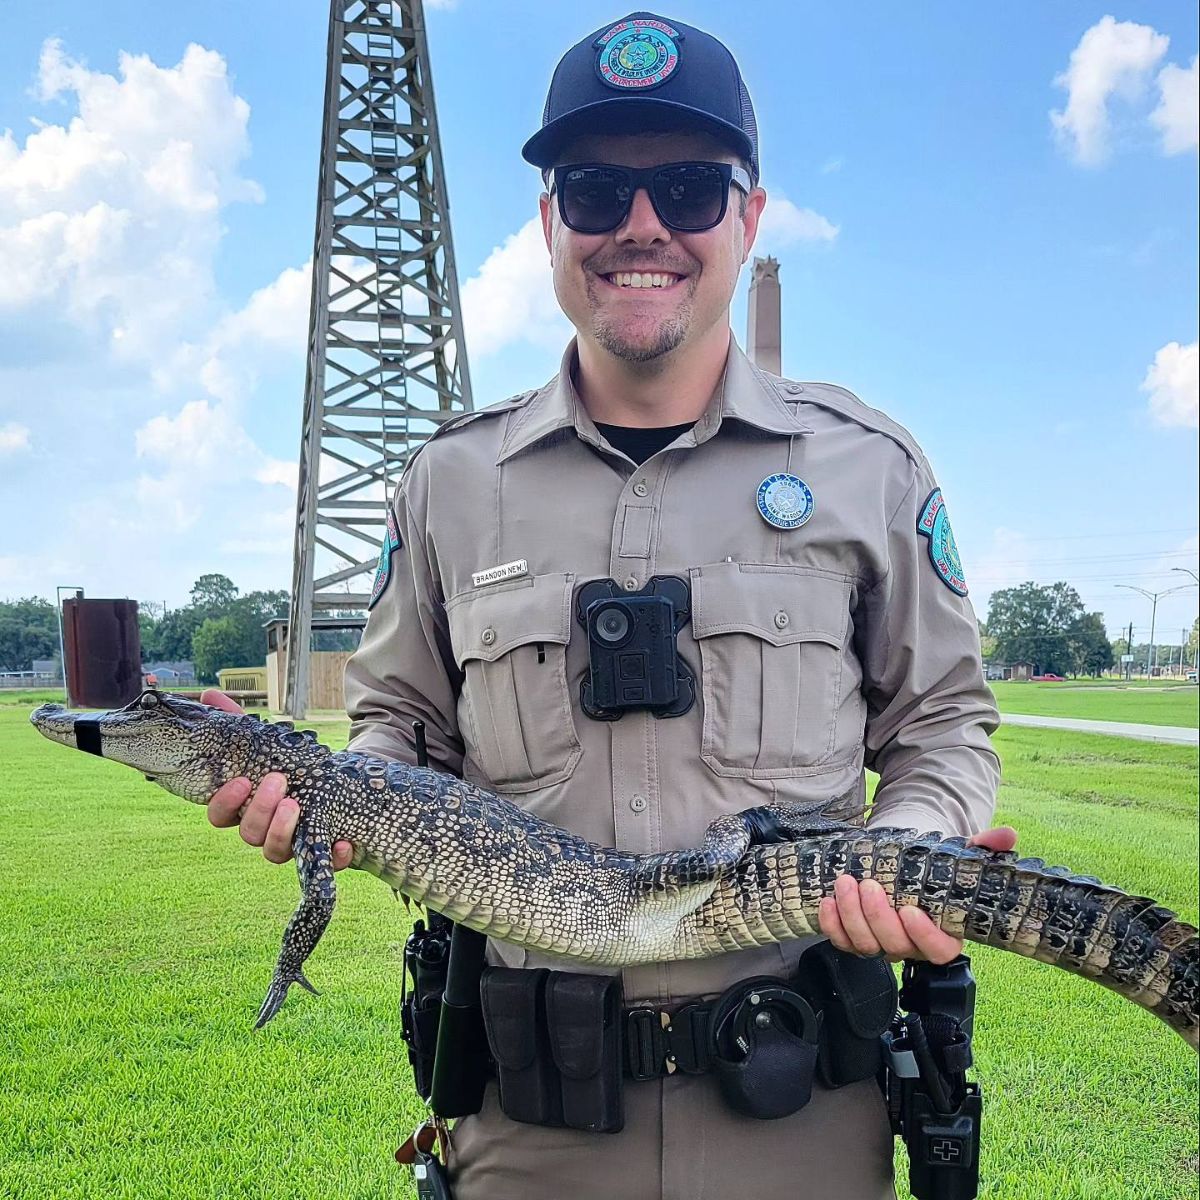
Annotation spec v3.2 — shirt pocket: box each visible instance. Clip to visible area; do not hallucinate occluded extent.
[691,562,851,777]
[446,572,582,793]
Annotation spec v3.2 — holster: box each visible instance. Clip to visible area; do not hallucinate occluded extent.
[796,940,898,1088]
[480,966,625,1133]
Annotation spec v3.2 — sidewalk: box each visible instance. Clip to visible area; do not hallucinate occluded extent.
[1001,712,1199,746]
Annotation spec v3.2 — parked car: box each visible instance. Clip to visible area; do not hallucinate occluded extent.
[1031,673,1065,682]
[1187,669,1198,684]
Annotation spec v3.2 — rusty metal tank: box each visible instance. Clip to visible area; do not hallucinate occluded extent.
[62,597,142,708]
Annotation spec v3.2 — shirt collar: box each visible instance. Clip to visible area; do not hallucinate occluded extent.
[496,335,811,464]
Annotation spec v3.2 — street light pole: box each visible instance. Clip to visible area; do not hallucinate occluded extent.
[1116,583,1195,679]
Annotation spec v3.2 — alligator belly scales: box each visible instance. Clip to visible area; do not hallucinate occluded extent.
[30,692,1198,1049]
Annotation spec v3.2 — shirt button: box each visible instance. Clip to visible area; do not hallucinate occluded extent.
[481,627,497,646]
[630,794,647,812]
[786,383,803,395]
[623,576,639,591]
[774,611,790,630]
[632,481,649,497]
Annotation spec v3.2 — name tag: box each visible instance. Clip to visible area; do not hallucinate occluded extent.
[472,559,529,588]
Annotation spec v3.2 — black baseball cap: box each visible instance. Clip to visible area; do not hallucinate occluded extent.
[522,12,760,184]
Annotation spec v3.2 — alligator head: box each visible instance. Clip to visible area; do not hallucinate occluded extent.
[30,689,329,804]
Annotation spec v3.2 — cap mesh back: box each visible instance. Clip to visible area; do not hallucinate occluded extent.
[738,76,760,181]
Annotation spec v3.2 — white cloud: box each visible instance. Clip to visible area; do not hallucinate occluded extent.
[1151,56,1199,155]
[134,398,299,533]
[1050,16,1167,165]
[162,259,313,404]
[0,423,32,455]
[460,217,571,358]
[755,192,839,250]
[1050,17,1197,165]
[1142,340,1199,429]
[0,39,262,358]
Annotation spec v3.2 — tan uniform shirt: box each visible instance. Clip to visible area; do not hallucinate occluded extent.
[345,336,1000,1006]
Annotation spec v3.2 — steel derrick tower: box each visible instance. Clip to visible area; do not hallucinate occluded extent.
[285,0,472,717]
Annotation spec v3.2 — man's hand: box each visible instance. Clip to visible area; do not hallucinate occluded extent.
[201,689,354,870]
[818,826,1018,964]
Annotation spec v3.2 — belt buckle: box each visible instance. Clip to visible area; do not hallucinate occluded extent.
[626,1007,671,1080]
[626,1003,711,1078]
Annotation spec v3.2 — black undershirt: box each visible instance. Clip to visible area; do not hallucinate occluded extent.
[594,421,696,467]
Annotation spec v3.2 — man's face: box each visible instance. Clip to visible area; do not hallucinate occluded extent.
[539,130,766,365]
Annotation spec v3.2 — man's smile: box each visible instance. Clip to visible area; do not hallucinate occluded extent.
[597,270,687,291]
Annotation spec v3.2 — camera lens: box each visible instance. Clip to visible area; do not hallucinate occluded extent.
[595,605,630,644]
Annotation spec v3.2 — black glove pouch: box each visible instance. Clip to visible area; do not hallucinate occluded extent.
[708,976,822,1120]
[480,966,624,1133]
[796,940,898,1088]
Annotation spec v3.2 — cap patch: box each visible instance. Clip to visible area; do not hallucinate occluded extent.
[595,18,680,90]
[917,488,967,596]
[368,508,402,610]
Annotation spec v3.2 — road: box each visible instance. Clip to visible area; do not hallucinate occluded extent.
[1001,712,1199,746]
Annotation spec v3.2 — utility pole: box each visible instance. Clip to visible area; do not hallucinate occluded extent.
[1116,584,1195,680]
[285,0,472,718]
[1125,619,1133,682]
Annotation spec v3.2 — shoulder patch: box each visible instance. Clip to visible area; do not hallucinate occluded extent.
[368,507,402,610]
[917,488,967,596]
[790,381,924,465]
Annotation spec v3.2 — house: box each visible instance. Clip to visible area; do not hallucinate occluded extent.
[141,661,196,685]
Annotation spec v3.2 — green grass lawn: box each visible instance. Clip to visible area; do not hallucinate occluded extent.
[990,680,1199,728]
[2,705,1197,1199]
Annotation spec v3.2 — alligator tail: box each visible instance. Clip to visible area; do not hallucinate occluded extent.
[844,829,1200,1051]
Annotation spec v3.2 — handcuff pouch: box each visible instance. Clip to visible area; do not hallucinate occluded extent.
[708,976,822,1120]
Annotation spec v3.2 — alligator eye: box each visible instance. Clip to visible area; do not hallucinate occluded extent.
[140,692,160,710]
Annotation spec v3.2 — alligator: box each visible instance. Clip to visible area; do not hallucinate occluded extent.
[31,690,1198,1050]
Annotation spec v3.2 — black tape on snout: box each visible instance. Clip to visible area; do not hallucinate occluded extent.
[75,718,104,756]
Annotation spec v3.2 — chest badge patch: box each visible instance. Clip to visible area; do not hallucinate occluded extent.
[595,18,681,90]
[368,508,402,610]
[917,488,967,596]
[757,473,815,530]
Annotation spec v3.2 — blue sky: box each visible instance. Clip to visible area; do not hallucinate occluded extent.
[1,2,1196,649]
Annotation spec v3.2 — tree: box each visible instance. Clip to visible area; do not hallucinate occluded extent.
[192,616,247,684]
[154,606,205,662]
[986,581,1085,676]
[0,597,59,671]
[1188,617,1199,664]
[190,573,239,617]
[1069,612,1114,677]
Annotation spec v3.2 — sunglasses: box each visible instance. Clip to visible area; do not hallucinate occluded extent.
[550,161,752,234]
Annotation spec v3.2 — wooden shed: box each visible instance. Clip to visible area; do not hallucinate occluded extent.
[264,616,366,713]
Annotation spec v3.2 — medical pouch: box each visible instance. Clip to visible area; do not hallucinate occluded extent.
[546,971,625,1133]
[480,967,562,1127]
[798,940,898,1088]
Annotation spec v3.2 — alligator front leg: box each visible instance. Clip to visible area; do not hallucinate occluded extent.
[255,819,338,1028]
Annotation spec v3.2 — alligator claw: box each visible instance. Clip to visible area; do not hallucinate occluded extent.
[254,970,320,1029]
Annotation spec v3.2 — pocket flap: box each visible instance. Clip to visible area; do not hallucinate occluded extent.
[447,572,575,665]
[691,563,849,648]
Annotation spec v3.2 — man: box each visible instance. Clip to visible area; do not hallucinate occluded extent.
[207,11,1012,1198]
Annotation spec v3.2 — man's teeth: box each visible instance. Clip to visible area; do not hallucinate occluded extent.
[607,272,679,288]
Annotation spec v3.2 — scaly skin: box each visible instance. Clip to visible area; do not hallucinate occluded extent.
[30,691,1198,1049]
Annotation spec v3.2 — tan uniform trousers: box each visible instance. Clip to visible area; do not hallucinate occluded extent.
[449,1074,896,1200]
